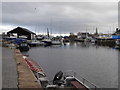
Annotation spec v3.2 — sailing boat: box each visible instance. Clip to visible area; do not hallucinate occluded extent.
[42,28,52,45]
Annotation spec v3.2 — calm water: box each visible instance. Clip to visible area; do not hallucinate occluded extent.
[23,42,118,88]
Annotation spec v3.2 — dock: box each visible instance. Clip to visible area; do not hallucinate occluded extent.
[2,41,41,89]
[14,49,41,88]
[2,47,18,89]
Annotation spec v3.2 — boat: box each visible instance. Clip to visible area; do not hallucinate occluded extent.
[91,38,97,44]
[37,35,44,40]
[74,38,84,42]
[41,28,53,46]
[19,42,29,52]
[14,38,29,51]
[18,35,27,39]
[42,38,52,46]
[114,39,120,49]
[28,39,44,47]
[46,70,100,90]
[115,39,120,46]
[5,36,17,41]
[52,40,62,45]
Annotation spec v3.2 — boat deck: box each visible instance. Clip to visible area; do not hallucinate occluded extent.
[71,81,89,90]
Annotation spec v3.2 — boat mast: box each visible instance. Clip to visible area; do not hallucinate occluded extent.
[47,28,49,38]
[50,17,52,36]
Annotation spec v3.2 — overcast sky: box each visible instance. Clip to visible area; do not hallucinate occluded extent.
[1,2,118,35]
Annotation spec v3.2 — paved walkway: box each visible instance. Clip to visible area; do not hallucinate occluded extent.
[15,49,41,88]
[2,47,18,89]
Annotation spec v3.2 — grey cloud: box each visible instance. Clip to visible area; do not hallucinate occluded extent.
[2,2,118,34]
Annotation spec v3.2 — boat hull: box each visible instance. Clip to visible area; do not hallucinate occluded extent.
[19,46,29,52]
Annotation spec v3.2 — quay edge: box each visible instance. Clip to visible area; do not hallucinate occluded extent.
[14,49,42,89]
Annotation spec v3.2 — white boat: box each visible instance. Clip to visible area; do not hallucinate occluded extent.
[37,35,44,40]
[52,40,62,45]
[115,39,120,45]
[29,39,44,46]
[6,36,17,40]
[19,36,27,39]
[91,38,97,44]
[115,39,120,49]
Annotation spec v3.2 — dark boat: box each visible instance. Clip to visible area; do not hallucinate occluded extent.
[19,42,29,52]
[46,70,101,90]
[53,71,63,85]
[42,38,52,46]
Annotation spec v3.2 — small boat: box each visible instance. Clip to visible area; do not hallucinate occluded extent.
[19,42,29,52]
[52,40,62,45]
[46,70,101,90]
[28,39,44,47]
[114,39,120,49]
[5,36,17,41]
[42,38,52,46]
[19,36,27,39]
[91,38,97,44]
[37,35,44,40]
[115,39,120,46]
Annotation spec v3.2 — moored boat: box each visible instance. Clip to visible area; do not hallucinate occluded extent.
[28,39,44,47]
[52,40,62,45]
[15,39,29,51]
[19,42,29,51]
[46,70,101,90]
[114,39,120,49]
[42,38,52,46]
[115,39,120,46]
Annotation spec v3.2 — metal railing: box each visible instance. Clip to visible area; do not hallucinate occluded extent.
[64,70,102,90]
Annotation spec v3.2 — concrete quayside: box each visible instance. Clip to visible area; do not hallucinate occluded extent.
[14,49,41,88]
[2,42,41,89]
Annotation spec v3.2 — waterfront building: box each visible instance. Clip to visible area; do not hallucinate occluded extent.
[7,27,36,40]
